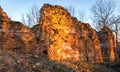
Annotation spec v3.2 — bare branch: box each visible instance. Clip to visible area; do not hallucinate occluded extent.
[67,6,76,16]
[91,0,115,29]
[78,10,86,22]
[21,5,40,27]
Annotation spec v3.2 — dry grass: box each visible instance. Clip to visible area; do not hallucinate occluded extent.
[0,49,73,72]
[0,49,120,72]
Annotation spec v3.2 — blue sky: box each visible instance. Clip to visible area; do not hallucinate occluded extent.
[0,0,120,25]
[0,0,95,22]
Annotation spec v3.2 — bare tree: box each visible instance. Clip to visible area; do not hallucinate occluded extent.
[21,14,26,24]
[91,0,115,30]
[21,5,40,27]
[91,0,120,43]
[110,15,120,60]
[67,6,76,16]
[91,0,120,60]
[110,15,120,43]
[78,10,86,22]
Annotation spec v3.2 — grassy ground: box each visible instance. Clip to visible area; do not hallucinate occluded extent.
[0,49,120,72]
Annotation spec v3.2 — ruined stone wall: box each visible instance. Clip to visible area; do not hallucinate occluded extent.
[40,4,80,61]
[0,7,37,54]
[97,26,116,62]
[40,4,103,62]
[0,4,116,63]
[0,7,10,21]
[72,17,103,62]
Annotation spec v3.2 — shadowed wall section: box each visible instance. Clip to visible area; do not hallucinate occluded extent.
[97,26,116,62]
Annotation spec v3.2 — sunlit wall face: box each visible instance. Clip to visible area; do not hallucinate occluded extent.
[118,31,120,42]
